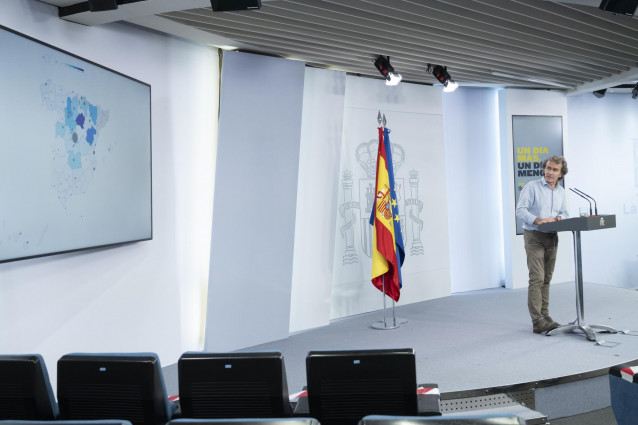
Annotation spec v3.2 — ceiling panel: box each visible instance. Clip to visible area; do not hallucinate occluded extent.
[37,0,638,94]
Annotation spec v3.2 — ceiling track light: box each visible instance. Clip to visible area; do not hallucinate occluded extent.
[88,0,118,11]
[211,0,261,11]
[632,83,638,100]
[593,89,607,98]
[373,55,402,86]
[599,0,638,16]
[86,0,147,12]
[427,64,458,92]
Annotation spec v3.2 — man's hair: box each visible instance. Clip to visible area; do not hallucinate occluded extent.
[541,155,568,179]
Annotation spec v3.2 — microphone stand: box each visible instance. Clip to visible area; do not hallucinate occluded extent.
[569,188,592,216]
[573,188,598,216]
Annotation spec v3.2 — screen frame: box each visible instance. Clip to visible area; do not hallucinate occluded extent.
[0,24,153,264]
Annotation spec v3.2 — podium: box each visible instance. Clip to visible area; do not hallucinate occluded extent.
[538,215,617,342]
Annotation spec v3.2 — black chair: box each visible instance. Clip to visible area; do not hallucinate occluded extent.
[0,355,58,420]
[57,353,177,425]
[358,414,524,424]
[609,363,638,425]
[305,349,419,425]
[178,352,293,418]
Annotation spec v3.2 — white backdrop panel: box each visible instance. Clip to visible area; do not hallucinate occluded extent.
[290,67,346,333]
[331,77,450,319]
[567,93,638,288]
[206,51,305,351]
[443,88,505,293]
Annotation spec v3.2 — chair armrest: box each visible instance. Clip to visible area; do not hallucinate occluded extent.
[417,383,441,416]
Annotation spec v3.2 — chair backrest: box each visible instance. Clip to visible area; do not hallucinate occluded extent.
[358,414,524,425]
[0,354,58,420]
[57,353,175,425]
[178,352,292,418]
[0,421,133,425]
[306,349,418,425]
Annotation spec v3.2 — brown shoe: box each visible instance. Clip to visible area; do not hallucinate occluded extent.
[543,316,561,331]
[546,320,561,331]
[533,319,550,334]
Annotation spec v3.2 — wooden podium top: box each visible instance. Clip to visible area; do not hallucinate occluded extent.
[537,214,616,232]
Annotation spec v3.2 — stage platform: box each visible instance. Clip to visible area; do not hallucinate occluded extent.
[164,282,638,423]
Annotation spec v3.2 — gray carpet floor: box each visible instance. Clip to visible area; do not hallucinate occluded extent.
[235,282,638,394]
[163,282,638,422]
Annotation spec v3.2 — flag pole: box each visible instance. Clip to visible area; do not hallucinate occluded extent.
[383,275,387,325]
[385,112,408,325]
[372,275,398,329]
[371,111,399,330]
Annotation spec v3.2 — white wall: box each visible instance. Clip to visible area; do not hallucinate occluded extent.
[0,0,218,386]
[567,93,638,288]
[443,88,505,292]
[498,89,574,289]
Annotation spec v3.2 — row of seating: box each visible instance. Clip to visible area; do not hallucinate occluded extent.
[1,349,439,425]
[0,353,172,424]
[4,350,634,425]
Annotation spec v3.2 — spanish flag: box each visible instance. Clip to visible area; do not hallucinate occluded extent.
[370,126,405,302]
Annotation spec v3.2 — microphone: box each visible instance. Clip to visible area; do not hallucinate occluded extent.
[569,188,592,216]
[573,188,598,216]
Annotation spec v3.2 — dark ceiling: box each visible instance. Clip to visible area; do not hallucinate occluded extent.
[38,0,638,95]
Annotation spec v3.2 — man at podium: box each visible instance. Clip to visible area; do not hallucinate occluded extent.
[516,155,569,334]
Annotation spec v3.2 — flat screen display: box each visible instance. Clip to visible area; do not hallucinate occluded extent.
[0,25,152,263]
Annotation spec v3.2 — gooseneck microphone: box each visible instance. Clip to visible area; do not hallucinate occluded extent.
[573,188,598,216]
[569,188,592,216]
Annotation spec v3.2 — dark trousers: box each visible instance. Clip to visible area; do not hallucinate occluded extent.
[523,230,558,324]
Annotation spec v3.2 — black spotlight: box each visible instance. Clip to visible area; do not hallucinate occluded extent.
[428,64,458,92]
[88,0,118,11]
[373,56,402,85]
[211,0,261,11]
[632,83,638,99]
[593,89,607,98]
[599,0,638,16]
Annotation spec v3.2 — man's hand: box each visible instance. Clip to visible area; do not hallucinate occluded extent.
[534,216,562,225]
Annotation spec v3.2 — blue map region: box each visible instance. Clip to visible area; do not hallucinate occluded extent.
[64,96,100,133]
[67,152,82,169]
[76,112,85,129]
[78,97,98,124]
[65,96,79,131]
[89,103,98,123]
[86,127,96,146]
[62,95,100,147]
[55,122,66,138]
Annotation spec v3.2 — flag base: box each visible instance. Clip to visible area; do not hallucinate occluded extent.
[371,320,400,330]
